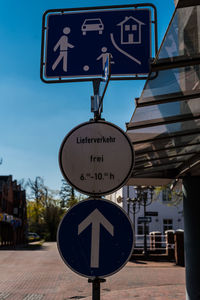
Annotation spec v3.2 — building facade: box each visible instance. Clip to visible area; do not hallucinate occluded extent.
[123,186,184,236]
[107,185,184,236]
[0,175,27,247]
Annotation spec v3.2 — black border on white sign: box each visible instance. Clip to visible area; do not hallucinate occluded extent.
[59,120,135,196]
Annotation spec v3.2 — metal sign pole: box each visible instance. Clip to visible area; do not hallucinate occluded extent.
[91,54,111,121]
[92,79,101,121]
[88,278,106,300]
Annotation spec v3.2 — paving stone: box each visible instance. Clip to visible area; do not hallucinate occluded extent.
[23,294,44,300]
[0,242,186,300]
[0,292,11,300]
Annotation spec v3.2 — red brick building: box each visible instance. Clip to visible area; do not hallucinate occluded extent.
[0,175,27,247]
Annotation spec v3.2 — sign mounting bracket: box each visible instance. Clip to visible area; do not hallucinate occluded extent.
[91,54,111,121]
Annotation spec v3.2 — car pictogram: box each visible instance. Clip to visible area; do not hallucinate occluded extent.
[81,18,104,35]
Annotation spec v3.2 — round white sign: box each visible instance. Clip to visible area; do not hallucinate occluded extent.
[59,120,134,196]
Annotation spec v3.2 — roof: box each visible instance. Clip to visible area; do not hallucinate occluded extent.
[0,176,12,190]
[117,16,145,26]
[126,0,200,186]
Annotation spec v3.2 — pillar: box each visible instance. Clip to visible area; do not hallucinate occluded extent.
[183,177,200,300]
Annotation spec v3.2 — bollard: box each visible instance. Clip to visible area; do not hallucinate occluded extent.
[174,230,184,267]
[165,230,175,260]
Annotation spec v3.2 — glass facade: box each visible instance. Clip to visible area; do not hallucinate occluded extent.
[126,3,200,183]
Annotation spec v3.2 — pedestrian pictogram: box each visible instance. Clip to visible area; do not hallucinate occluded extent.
[42,4,157,299]
[52,27,74,72]
[41,8,152,81]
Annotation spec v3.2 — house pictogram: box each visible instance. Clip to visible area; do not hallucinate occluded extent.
[117,16,145,45]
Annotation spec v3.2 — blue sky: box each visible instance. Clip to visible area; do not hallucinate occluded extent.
[0,0,175,192]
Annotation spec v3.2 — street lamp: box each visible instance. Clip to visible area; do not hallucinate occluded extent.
[127,197,140,236]
[134,186,154,257]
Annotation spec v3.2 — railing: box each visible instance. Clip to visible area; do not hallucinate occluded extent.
[134,234,170,251]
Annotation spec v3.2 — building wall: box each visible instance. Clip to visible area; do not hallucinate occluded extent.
[124,186,184,235]
[107,185,184,235]
[106,188,123,207]
[0,175,27,246]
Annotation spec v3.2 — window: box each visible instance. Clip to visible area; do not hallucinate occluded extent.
[125,25,130,31]
[2,198,6,210]
[162,188,172,202]
[13,207,18,215]
[137,225,143,235]
[163,219,173,233]
[137,221,149,234]
[132,25,137,30]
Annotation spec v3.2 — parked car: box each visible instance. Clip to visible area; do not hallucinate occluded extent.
[28,232,40,242]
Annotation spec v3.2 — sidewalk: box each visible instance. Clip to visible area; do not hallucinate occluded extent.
[84,285,185,300]
[85,262,185,300]
[0,242,186,300]
[93,259,186,300]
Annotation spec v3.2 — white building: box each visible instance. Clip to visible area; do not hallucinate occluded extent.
[106,188,123,207]
[107,185,184,237]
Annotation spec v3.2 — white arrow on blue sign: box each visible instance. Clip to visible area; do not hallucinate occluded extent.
[44,8,151,79]
[57,198,134,278]
[78,208,114,268]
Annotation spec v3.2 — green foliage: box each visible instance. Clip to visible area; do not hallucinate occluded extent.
[154,183,183,206]
[59,179,84,208]
[26,177,86,241]
[43,205,64,241]
[26,177,64,241]
[27,177,46,223]
[27,200,44,224]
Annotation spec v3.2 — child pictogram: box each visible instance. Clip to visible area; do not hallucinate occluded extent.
[96,47,114,70]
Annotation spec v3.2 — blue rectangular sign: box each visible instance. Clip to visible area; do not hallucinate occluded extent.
[44,9,151,78]
[138,216,152,223]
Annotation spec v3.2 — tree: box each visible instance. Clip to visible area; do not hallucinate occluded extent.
[27,176,46,223]
[59,179,79,208]
[43,204,64,241]
[26,177,85,241]
[154,183,183,206]
[26,177,64,241]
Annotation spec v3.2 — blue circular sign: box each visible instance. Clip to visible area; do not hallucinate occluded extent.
[57,198,134,278]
